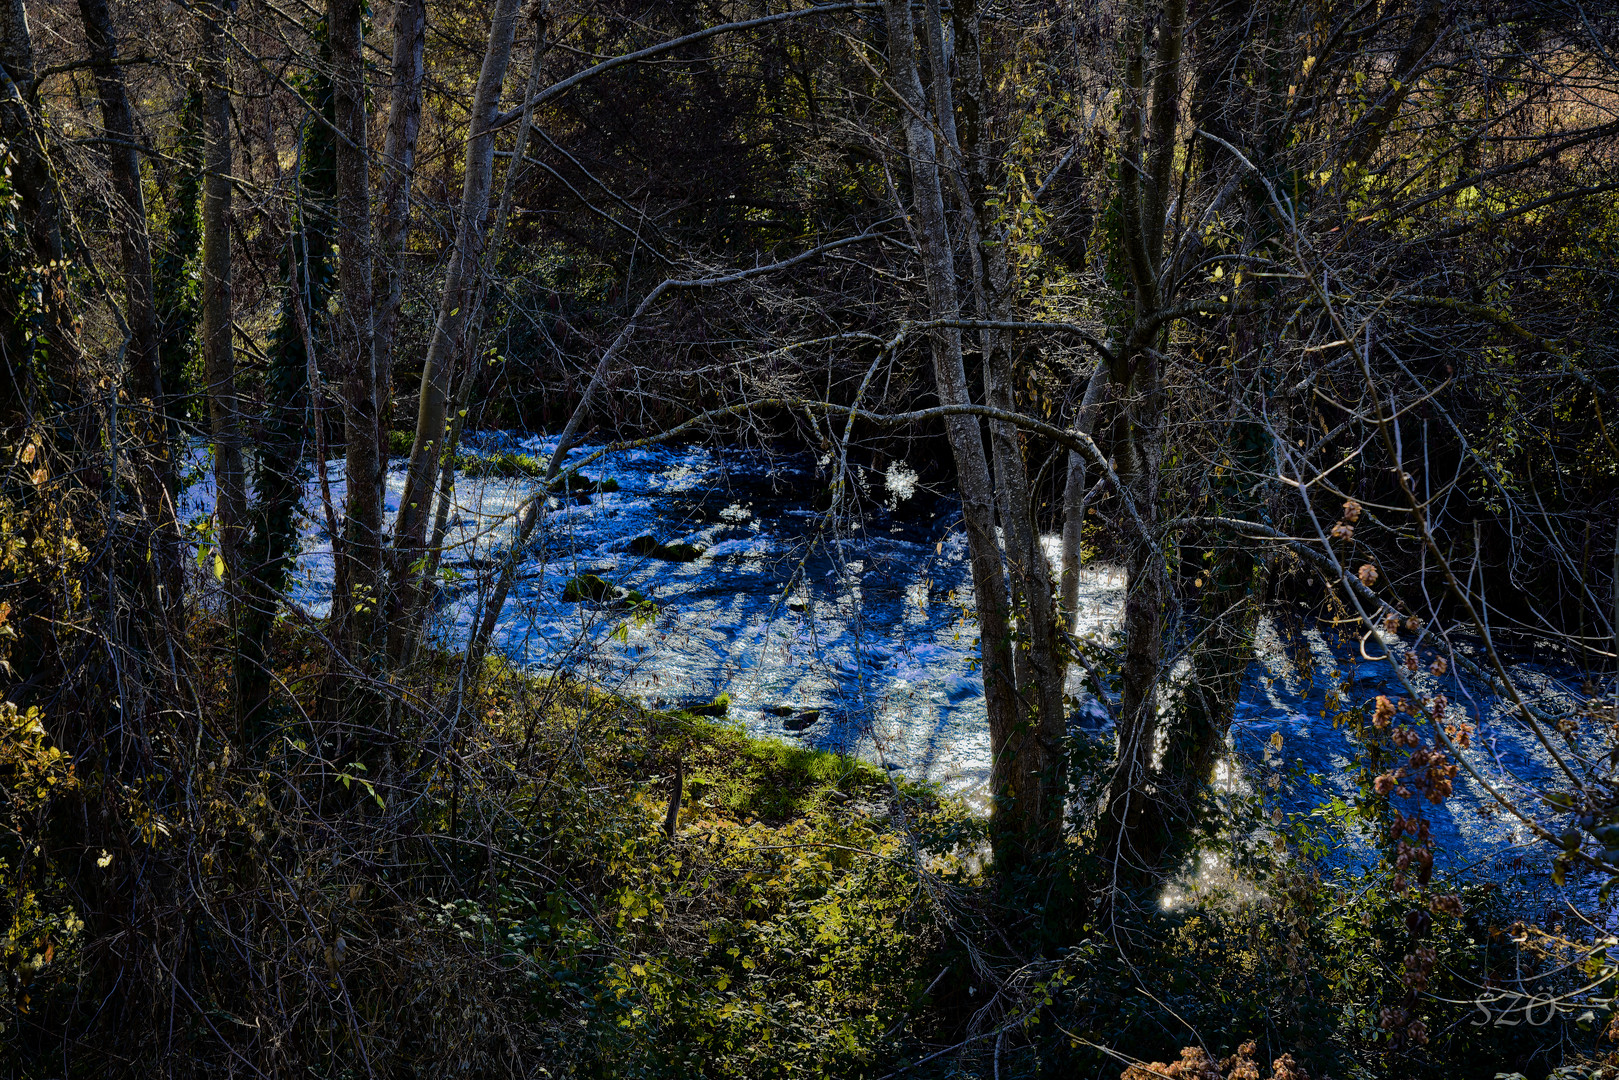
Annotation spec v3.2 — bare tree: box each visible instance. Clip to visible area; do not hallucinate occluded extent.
[76,0,182,610]
[388,0,525,629]
[327,0,383,647]
[199,0,245,610]
[374,0,425,389]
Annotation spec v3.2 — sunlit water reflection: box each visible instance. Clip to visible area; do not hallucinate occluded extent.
[181,437,1594,896]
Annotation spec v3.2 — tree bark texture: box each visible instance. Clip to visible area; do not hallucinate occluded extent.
[390,0,524,603]
[328,0,384,640]
[375,0,426,389]
[76,0,183,612]
[199,0,246,590]
[883,0,1037,871]
[0,0,68,417]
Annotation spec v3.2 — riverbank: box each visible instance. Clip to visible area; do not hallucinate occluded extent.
[14,605,1615,1078]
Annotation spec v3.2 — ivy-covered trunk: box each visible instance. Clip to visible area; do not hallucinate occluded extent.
[237,65,336,741]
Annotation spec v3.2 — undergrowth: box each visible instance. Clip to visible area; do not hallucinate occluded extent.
[7,623,1617,1078]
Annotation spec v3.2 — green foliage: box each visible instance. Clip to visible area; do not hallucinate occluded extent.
[397,678,953,1079]
[459,448,547,478]
[0,700,80,1034]
[153,88,205,428]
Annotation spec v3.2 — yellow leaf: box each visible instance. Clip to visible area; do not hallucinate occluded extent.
[213,551,226,580]
[1269,731,1284,749]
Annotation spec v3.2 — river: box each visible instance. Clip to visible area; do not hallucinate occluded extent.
[182,434,1593,896]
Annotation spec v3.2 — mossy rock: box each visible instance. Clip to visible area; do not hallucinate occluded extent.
[628,534,706,561]
[458,450,546,479]
[560,572,647,607]
[783,709,821,732]
[560,572,614,603]
[547,471,619,495]
[678,692,730,718]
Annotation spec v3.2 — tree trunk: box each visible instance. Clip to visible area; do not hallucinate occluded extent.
[198,0,245,604]
[154,86,203,462]
[883,0,1032,871]
[1102,355,1167,876]
[925,0,1068,855]
[76,0,183,613]
[239,87,336,740]
[375,0,426,392]
[0,0,67,419]
[402,3,548,664]
[1344,0,1445,168]
[389,0,524,607]
[328,0,383,644]
[1100,0,1186,880]
[1059,364,1109,630]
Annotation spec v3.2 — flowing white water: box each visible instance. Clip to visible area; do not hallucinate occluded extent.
[182,437,1591,888]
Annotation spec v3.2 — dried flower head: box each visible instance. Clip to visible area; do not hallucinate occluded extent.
[1373,695,1396,728]
[1270,1052,1314,1080]
[1121,1046,1221,1080]
[1432,894,1464,917]
[1341,499,1362,523]
[1357,564,1379,587]
[1429,656,1448,677]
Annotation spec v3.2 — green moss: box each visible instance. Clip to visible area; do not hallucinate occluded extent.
[679,719,889,822]
[457,449,547,479]
[629,534,706,561]
[560,572,646,606]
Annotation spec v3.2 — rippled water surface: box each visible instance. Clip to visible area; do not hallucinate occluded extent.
[183,436,1592,886]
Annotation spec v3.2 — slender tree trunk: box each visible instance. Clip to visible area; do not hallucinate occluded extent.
[1103,355,1166,875]
[1101,0,1186,878]
[328,0,383,643]
[925,0,1067,852]
[0,0,59,270]
[239,96,336,738]
[884,0,1032,871]
[155,87,203,463]
[76,0,183,613]
[1344,0,1445,168]
[77,0,157,395]
[375,0,426,392]
[198,0,245,604]
[1059,364,1109,630]
[389,0,524,606]
[401,3,548,664]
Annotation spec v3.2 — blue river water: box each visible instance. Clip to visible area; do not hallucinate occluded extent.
[180,436,1595,898]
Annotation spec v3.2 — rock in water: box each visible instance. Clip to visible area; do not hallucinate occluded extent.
[629,534,706,561]
[678,693,731,718]
[560,572,646,606]
[784,709,820,732]
[561,572,615,603]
